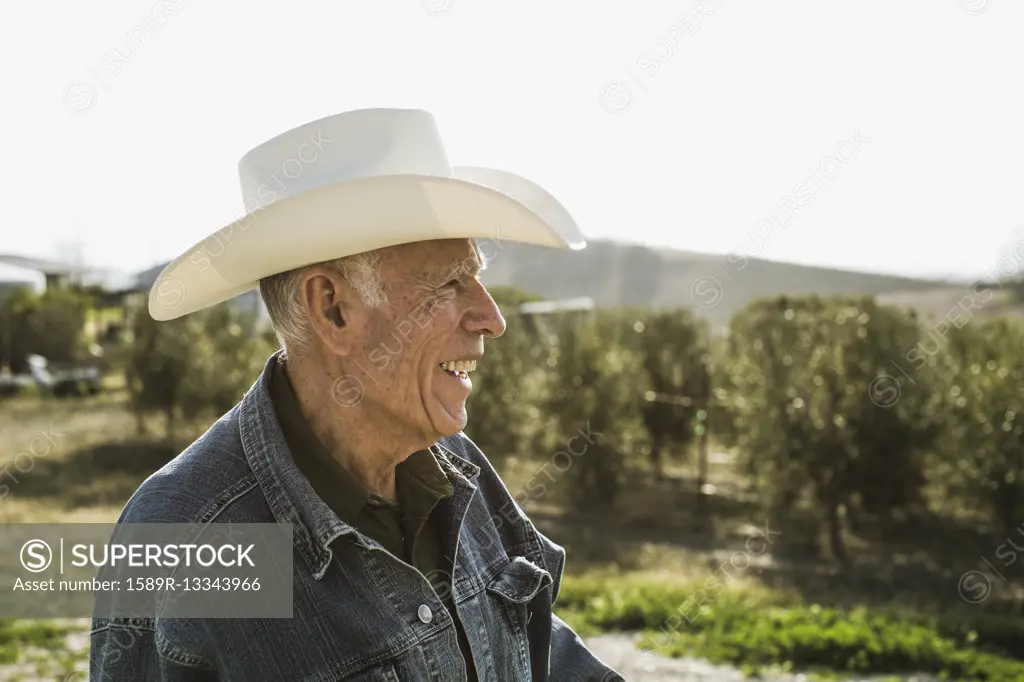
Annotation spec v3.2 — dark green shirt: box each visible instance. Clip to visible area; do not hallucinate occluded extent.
[268,357,478,680]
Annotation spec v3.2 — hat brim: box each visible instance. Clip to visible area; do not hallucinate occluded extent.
[148,168,585,321]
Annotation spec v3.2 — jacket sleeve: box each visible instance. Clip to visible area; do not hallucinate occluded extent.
[535,528,627,682]
[90,617,215,682]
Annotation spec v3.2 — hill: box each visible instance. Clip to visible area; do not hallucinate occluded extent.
[479,239,1022,331]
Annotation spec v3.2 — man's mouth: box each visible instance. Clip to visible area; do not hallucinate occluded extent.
[438,359,477,379]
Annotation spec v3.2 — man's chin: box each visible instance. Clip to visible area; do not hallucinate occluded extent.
[429,399,468,437]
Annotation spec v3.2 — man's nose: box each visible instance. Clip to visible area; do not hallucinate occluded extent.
[463,284,506,339]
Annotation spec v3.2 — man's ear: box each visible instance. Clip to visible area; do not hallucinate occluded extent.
[301,266,361,356]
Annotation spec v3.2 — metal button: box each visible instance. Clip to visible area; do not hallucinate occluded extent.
[417,604,433,624]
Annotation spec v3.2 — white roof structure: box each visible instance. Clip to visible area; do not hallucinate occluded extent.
[0,262,45,294]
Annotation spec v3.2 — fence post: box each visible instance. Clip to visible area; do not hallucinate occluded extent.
[696,358,711,526]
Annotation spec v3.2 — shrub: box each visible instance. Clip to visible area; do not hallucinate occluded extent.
[466,288,550,464]
[722,296,942,561]
[557,575,1024,681]
[632,309,710,477]
[0,286,91,372]
[934,317,1024,536]
[125,302,276,435]
[543,310,650,511]
[644,605,1024,680]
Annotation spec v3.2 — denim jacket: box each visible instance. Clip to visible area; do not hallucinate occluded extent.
[90,354,624,681]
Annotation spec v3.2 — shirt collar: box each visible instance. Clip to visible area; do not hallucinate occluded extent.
[239,350,478,580]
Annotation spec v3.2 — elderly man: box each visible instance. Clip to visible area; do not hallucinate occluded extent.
[90,109,623,681]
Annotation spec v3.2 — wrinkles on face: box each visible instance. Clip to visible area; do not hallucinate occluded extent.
[347,239,490,441]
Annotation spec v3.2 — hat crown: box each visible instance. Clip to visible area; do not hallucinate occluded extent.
[147,107,583,322]
[237,109,454,211]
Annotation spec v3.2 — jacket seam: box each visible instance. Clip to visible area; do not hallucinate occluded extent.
[95,621,213,670]
[194,473,261,524]
[89,621,155,636]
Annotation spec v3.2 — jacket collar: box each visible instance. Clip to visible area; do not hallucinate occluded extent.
[238,351,480,580]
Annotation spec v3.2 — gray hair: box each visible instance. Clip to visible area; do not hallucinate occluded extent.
[258,251,387,357]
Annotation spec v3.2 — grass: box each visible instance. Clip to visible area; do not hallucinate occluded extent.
[0,620,78,662]
[0,619,89,680]
[0,388,153,678]
[555,573,1024,680]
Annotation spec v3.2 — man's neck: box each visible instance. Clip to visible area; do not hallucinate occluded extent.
[281,355,427,502]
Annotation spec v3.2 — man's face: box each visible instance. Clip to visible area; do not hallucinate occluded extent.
[349,238,505,440]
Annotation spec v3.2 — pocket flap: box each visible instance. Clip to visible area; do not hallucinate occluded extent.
[485,556,553,603]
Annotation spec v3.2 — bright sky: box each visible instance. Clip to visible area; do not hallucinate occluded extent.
[4,0,1023,282]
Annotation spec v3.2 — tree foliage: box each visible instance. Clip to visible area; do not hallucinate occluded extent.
[43,278,1024,565]
[0,286,91,372]
[544,310,650,511]
[465,307,549,463]
[632,308,709,476]
[934,317,1024,536]
[125,302,277,435]
[722,296,943,561]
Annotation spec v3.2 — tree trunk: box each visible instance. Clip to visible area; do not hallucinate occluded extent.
[826,498,849,565]
[695,367,711,528]
[165,407,176,442]
[650,433,664,480]
[696,423,709,522]
[846,498,862,534]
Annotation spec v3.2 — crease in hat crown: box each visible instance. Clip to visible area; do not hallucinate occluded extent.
[238,108,451,212]
[146,107,585,322]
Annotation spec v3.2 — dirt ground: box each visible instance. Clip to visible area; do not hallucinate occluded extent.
[585,634,942,682]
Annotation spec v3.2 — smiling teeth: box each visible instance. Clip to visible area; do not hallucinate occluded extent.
[440,360,477,373]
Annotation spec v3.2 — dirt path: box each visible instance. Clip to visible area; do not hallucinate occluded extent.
[584,633,941,682]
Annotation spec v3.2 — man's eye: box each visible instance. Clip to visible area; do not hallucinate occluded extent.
[446,278,462,288]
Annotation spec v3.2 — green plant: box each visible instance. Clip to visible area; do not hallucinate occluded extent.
[124,301,277,435]
[935,317,1024,537]
[632,308,710,477]
[721,296,942,561]
[466,288,550,463]
[543,310,650,511]
[556,575,1024,681]
[0,286,92,372]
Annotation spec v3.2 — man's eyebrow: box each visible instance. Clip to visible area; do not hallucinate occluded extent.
[437,255,485,279]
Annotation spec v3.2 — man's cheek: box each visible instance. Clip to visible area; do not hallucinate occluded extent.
[422,299,460,333]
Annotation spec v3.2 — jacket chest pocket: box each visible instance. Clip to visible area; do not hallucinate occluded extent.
[480,556,553,676]
[486,555,552,615]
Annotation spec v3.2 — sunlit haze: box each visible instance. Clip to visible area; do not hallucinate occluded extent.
[4,0,1023,282]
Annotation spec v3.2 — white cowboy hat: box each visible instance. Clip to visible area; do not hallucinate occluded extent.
[148,108,586,321]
